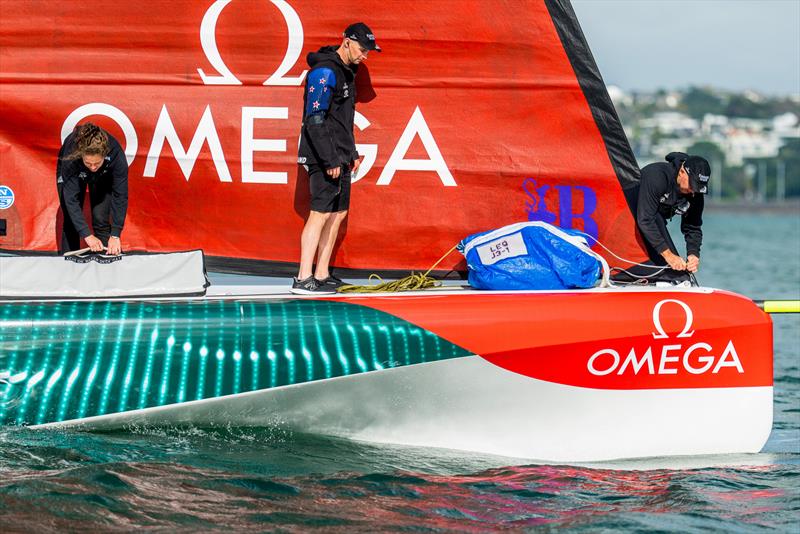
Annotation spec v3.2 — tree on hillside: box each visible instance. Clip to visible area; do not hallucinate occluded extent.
[681,86,726,119]
[725,94,767,119]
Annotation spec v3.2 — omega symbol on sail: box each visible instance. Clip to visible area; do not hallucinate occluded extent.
[197,0,307,86]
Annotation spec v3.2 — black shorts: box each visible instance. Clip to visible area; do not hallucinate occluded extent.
[307,163,351,213]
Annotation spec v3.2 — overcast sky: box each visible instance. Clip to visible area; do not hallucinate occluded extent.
[571,0,800,96]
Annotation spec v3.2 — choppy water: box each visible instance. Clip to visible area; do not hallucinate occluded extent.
[1,212,799,531]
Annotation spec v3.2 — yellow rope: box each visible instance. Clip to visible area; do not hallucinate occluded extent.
[337,244,459,293]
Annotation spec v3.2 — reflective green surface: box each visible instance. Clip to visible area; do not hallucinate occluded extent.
[0,299,470,426]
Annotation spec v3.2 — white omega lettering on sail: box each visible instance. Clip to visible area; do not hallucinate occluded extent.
[144,105,232,182]
[61,103,138,166]
[241,106,290,183]
[61,6,457,187]
[376,107,456,187]
[197,0,307,86]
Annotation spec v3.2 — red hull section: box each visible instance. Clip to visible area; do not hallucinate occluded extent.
[344,289,773,390]
[0,1,647,273]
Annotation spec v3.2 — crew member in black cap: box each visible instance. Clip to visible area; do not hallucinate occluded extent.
[620,152,711,282]
[291,22,380,294]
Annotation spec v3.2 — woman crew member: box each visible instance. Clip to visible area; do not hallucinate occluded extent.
[56,123,128,255]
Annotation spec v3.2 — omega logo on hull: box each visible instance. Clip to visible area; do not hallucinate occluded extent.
[587,299,744,377]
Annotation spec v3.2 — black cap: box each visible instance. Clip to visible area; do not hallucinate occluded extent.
[344,22,381,52]
[684,155,711,194]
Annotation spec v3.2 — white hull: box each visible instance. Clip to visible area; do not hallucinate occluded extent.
[42,356,773,462]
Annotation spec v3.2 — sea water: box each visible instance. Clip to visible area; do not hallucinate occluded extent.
[1,212,798,531]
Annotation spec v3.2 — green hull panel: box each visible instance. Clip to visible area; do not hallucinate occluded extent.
[0,299,471,426]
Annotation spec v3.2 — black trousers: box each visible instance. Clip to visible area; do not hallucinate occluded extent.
[57,180,113,253]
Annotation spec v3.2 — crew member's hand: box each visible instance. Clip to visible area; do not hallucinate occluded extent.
[85,234,105,252]
[662,250,687,271]
[107,236,122,256]
[326,166,341,179]
[351,157,361,173]
[686,254,700,273]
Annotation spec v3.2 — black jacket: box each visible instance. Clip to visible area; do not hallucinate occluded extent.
[56,129,129,238]
[637,160,704,257]
[297,46,359,169]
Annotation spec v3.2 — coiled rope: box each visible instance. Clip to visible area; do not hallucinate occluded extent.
[337,245,459,293]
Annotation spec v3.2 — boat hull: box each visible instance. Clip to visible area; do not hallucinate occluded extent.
[0,287,773,461]
[44,357,772,462]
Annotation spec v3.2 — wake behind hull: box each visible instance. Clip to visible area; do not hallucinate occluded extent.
[0,287,773,462]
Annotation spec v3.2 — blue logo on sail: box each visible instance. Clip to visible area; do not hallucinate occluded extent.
[522,178,598,240]
[0,185,14,209]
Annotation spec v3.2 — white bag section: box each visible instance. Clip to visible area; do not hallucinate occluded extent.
[0,250,209,299]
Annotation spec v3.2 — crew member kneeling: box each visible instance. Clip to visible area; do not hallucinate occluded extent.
[627,152,711,283]
[56,123,128,255]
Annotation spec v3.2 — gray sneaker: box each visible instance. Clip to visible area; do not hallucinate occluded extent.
[290,276,335,295]
[319,275,347,290]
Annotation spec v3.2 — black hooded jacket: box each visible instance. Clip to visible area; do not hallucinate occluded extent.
[636,157,704,257]
[297,46,359,169]
[56,129,129,238]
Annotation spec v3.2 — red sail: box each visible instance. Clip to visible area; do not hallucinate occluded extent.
[0,0,648,275]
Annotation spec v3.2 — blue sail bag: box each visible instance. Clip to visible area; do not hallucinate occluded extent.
[458,222,606,290]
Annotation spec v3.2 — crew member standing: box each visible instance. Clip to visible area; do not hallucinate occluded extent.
[626,151,711,283]
[292,22,381,294]
[56,123,128,255]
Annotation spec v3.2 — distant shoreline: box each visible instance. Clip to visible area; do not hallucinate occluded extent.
[704,199,800,214]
